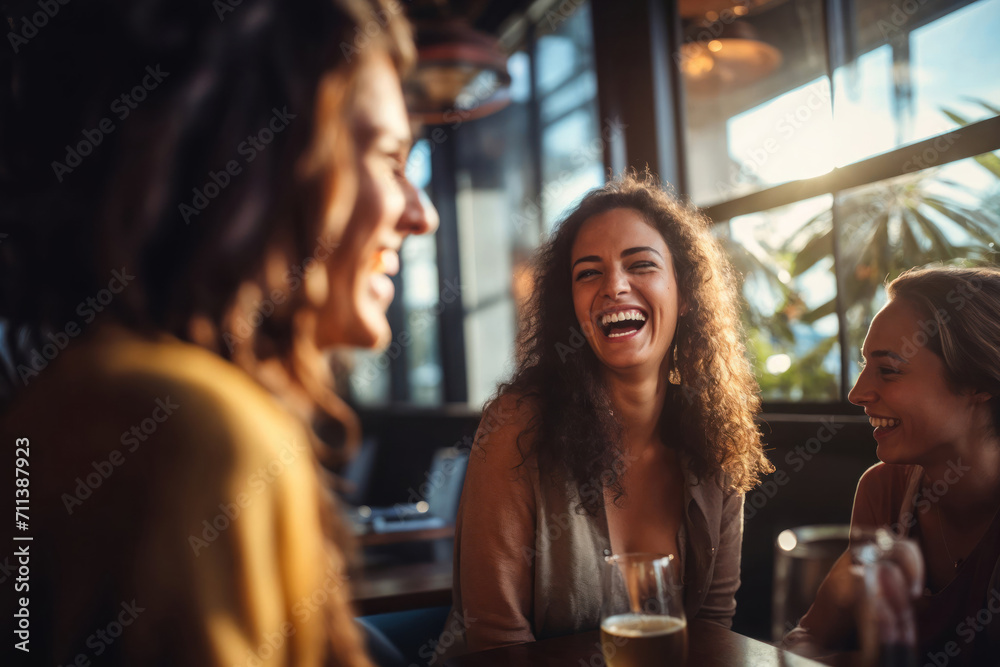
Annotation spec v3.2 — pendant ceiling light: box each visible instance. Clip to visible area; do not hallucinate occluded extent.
[405,19,512,125]
[678,0,782,97]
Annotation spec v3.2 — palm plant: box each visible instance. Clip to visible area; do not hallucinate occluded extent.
[724,102,1000,399]
[784,102,1000,385]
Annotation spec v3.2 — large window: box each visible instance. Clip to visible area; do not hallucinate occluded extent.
[457,1,604,407]
[347,0,999,409]
[685,0,1000,402]
[348,0,604,408]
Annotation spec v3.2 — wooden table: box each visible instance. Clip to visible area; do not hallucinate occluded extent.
[442,619,826,666]
[352,559,453,616]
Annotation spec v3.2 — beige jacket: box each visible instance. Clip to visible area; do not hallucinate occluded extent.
[438,397,744,659]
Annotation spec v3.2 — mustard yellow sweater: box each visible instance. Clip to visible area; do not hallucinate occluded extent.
[3,325,370,666]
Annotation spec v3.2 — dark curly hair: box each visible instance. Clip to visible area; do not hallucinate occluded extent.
[494,171,772,513]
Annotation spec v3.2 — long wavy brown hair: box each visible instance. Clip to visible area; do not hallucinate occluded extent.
[495,172,772,513]
[1,3,411,661]
[0,0,412,465]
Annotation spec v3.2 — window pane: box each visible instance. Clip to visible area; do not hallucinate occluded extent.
[682,0,829,205]
[540,108,604,230]
[535,2,596,95]
[405,304,444,405]
[450,1,602,408]
[537,0,604,231]
[463,299,516,407]
[837,151,1000,382]
[453,70,534,406]
[402,229,443,406]
[718,195,841,400]
[833,0,1000,166]
[350,347,392,404]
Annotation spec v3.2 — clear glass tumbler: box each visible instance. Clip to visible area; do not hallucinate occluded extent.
[600,552,688,667]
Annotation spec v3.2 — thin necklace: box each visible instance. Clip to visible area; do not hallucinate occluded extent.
[934,502,963,570]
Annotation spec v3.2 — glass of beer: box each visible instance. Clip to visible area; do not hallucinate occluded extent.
[600,552,688,667]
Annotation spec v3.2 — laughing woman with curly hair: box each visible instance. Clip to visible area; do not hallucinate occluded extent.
[440,172,774,655]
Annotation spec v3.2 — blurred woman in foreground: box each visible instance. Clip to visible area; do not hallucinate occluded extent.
[0,0,435,664]
[442,173,773,655]
[793,266,1000,665]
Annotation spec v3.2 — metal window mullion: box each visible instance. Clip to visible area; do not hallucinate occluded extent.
[702,115,1000,224]
[823,0,852,402]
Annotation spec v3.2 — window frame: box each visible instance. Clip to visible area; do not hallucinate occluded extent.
[589,0,1000,409]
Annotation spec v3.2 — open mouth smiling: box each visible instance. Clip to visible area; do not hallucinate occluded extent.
[866,413,901,438]
[598,308,648,338]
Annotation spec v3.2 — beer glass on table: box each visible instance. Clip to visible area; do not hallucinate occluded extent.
[600,553,688,667]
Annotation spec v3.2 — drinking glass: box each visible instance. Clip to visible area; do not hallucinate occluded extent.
[772,525,853,643]
[600,552,688,667]
[773,525,916,666]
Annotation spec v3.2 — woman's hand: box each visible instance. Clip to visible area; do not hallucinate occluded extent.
[857,538,924,655]
[788,537,924,655]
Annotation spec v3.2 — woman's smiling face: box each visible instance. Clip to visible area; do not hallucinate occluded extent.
[848,298,986,466]
[316,53,438,350]
[570,208,684,375]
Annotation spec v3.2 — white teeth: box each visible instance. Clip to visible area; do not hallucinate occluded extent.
[869,417,901,429]
[600,310,647,327]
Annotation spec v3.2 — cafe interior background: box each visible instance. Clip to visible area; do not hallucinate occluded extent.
[338,0,1000,646]
[14,0,990,654]
[345,0,1000,646]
